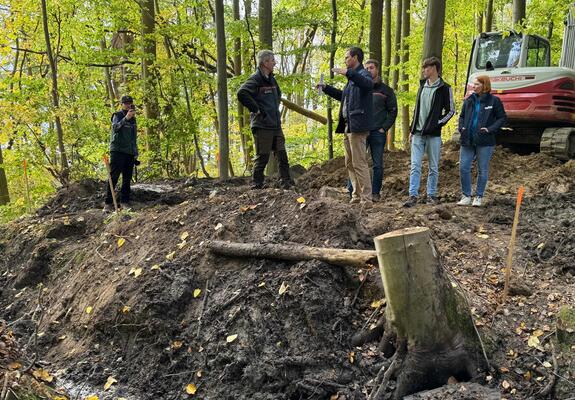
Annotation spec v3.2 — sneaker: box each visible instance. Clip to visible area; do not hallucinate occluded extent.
[472,196,483,207]
[403,196,418,208]
[349,197,361,204]
[425,196,439,205]
[457,195,472,206]
[372,194,381,202]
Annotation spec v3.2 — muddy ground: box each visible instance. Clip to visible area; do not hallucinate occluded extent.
[0,142,574,399]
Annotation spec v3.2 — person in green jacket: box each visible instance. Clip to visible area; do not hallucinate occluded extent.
[104,95,139,210]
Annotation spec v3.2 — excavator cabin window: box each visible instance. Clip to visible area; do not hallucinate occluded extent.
[526,36,550,67]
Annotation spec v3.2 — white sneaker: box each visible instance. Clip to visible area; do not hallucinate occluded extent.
[457,196,472,206]
[472,197,483,207]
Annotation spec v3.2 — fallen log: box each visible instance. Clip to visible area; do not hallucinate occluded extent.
[207,240,377,268]
[281,98,327,125]
[372,227,487,399]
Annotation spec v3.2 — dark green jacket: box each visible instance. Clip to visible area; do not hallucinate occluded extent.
[237,68,282,130]
[110,110,138,156]
[372,80,398,132]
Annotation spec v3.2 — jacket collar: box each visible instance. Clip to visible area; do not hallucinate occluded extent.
[257,67,274,81]
[419,76,445,88]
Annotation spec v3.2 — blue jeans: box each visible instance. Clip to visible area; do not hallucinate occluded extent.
[459,145,495,197]
[347,130,386,195]
[409,135,442,197]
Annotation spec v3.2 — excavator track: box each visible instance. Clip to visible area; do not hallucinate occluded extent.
[540,127,575,161]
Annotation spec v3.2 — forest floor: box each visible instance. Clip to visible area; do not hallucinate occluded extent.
[0,141,574,400]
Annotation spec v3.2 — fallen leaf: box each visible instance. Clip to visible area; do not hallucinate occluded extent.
[501,380,511,389]
[296,196,306,204]
[196,370,202,377]
[85,396,99,400]
[171,340,183,350]
[527,335,540,348]
[151,264,160,270]
[278,282,289,295]
[121,306,131,314]
[226,334,238,343]
[117,238,126,248]
[104,376,117,390]
[348,351,355,364]
[166,251,176,260]
[533,329,544,337]
[185,383,197,395]
[370,299,384,308]
[500,367,509,373]
[543,361,552,368]
[180,231,189,241]
[131,268,142,278]
[193,289,202,298]
[258,282,266,287]
[475,233,489,239]
[85,306,93,314]
[7,362,21,370]
[177,240,187,249]
[32,368,53,383]
[214,223,223,231]
[58,335,67,340]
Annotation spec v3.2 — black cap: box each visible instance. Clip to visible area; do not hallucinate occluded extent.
[121,95,134,104]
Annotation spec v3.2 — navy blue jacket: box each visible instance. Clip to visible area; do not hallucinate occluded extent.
[323,65,374,133]
[458,92,507,147]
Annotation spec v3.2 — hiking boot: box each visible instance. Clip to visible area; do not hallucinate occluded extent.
[472,196,483,207]
[425,196,439,205]
[103,203,114,213]
[372,193,381,202]
[402,196,418,208]
[349,197,361,204]
[281,180,294,190]
[457,195,472,206]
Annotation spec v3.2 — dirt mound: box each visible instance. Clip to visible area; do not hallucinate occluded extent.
[1,146,574,399]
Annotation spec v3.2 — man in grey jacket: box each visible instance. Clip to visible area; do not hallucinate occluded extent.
[237,50,292,189]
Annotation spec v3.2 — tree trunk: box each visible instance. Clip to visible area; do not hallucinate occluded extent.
[369,0,384,65]
[383,0,392,84]
[373,227,486,399]
[208,240,377,268]
[476,11,484,34]
[485,0,494,32]
[513,0,526,28]
[41,0,69,183]
[100,39,117,110]
[258,0,272,49]
[400,0,411,149]
[141,0,161,161]
[233,0,252,173]
[327,0,337,159]
[388,0,403,150]
[0,146,9,205]
[215,0,230,179]
[422,0,446,61]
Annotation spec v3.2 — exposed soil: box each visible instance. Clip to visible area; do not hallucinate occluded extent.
[0,143,574,399]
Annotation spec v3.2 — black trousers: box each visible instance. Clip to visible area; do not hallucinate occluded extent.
[105,151,135,204]
[252,128,291,185]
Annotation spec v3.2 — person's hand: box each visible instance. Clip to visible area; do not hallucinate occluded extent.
[316,83,326,92]
[332,67,347,76]
[409,133,414,143]
[379,128,385,134]
[480,127,489,133]
[126,108,136,120]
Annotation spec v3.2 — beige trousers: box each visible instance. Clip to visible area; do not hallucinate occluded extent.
[344,132,372,202]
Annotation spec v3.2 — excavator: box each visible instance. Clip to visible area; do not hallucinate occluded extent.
[465,7,575,160]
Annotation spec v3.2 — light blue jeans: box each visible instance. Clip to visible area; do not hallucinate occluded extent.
[409,135,442,197]
[459,145,495,197]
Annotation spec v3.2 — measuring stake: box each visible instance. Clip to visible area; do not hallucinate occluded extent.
[501,186,525,304]
[102,155,119,213]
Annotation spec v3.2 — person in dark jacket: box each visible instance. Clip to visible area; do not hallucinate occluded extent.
[104,95,138,211]
[319,47,374,206]
[403,57,455,208]
[457,75,506,207]
[237,50,292,189]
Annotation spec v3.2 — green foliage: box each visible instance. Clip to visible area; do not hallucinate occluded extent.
[0,0,571,221]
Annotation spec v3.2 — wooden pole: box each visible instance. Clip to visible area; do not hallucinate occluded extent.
[281,98,327,125]
[208,240,377,268]
[103,155,119,213]
[502,186,525,304]
[23,159,32,213]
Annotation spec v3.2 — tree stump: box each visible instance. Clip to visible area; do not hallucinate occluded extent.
[373,227,487,399]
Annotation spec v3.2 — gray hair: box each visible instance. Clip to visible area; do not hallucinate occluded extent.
[257,50,275,67]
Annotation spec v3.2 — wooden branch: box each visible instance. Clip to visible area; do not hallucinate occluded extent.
[281,98,327,125]
[208,240,377,268]
[7,47,137,68]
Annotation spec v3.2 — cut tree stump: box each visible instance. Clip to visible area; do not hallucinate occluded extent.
[373,227,487,399]
[207,240,377,268]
